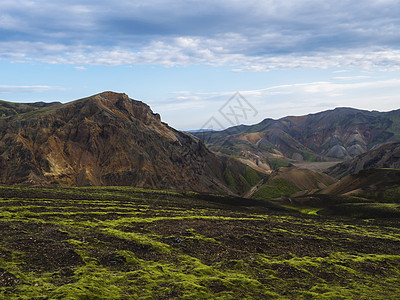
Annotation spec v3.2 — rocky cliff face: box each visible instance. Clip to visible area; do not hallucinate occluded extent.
[0,92,254,194]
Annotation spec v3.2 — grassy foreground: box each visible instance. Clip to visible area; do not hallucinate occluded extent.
[0,186,399,299]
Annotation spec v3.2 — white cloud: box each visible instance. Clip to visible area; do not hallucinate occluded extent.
[332,76,372,80]
[74,66,87,71]
[4,37,400,72]
[0,85,62,94]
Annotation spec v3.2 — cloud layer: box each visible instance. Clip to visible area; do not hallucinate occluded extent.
[2,0,400,70]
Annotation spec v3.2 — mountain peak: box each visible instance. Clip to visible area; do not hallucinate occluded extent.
[65,91,162,127]
[94,91,130,103]
[80,91,139,108]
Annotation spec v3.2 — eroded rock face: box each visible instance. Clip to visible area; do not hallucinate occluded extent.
[0,92,249,194]
[326,145,348,159]
[327,142,400,178]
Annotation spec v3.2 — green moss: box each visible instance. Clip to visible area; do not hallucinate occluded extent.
[244,166,262,187]
[267,158,292,170]
[99,228,171,253]
[282,205,321,215]
[239,175,251,191]
[323,203,400,218]
[382,186,400,203]
[223,168,239,194]
[302,150,318,162]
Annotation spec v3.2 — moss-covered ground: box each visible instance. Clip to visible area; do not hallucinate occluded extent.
[253,178,299,200]
[0,185,399,299]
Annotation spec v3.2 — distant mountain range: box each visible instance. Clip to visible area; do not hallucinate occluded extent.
[0,92,260,195]
[193,107,400,172]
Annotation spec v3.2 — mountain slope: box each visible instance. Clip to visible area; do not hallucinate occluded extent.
[195,107,400,165]
[317,168,400,218]
[327,142,400,178]
[276,168,400,218]
[0,92,258,194]
[320,168,400,197]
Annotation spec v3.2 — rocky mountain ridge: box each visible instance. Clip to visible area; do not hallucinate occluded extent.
[194,107,400,169]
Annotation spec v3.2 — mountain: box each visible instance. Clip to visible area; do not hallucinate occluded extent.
[327,142,400,178]
[194,107,400,169]
[0,92,260,194]
[0,100,61,117]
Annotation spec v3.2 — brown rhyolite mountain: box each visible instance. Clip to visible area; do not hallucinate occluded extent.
[0,92,256,194]
[195,107,400,165]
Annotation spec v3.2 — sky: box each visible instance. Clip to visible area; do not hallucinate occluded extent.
[1,0,400,130]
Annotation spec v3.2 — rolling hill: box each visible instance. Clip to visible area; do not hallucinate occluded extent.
[251,167,337,200]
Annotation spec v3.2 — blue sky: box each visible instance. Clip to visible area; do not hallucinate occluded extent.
[1,0,400,130]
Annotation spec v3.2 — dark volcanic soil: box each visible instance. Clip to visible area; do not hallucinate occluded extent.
[0,185,399,299]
